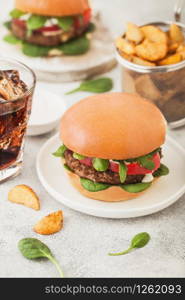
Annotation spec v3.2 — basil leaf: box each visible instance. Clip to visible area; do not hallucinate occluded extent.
[18,238,64,277]
[63,164,73,172]
[52,145,67,157]
[121,182,152,193]
[131,232,150,249]
[10,8,26,18]
[27,15,47,30]
[57,16,74,31]
[4,20,12,30]
[58,35,90,55]
[93,158,109,172]
[137,155,155,170]
[22,42,51,57]
[86,22,96,33]
[3,34,21,44]
[119,162,127,183]
[66,77,113,95]
[73,153,86,160]
[80,178,110,192]
[153,164,169,177]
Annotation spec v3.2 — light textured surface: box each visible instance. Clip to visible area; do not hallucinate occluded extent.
[0,0,185,278]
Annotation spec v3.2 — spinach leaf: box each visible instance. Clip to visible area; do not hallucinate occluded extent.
[80,178,110,192]
[57,16,74,31]
[153,163,169,177]
[86,22,96,33]
[10,8,26,18]
[137,154,155,170]
[3,34,21,44]
[53,145,67,157]
[66,77,113,95]
[92,158,109,172]
[18,238,64,277]
[4,21,12,30]
[120,182,152,193]
[58,35,90,55]
[22,42,51,57]
[119,162,127,183]
[109,232,150,256]
[73,153,86,160]
[27,15,47,30]
[63,164,73,172]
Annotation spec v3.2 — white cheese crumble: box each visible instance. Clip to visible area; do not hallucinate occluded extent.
[142,173,154,183]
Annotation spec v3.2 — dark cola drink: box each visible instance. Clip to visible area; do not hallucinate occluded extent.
[0,66,35,181]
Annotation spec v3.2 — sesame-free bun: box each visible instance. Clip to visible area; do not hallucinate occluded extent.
[66,171,154,202]
[60,93,166,160]
[15,0,90,17]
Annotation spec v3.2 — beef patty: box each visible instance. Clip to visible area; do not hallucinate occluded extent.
[64,150,145,185]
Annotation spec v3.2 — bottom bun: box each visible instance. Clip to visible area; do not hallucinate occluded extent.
[65,171,154,202]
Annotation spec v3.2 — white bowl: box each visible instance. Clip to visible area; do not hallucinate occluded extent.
[27,88,66,136]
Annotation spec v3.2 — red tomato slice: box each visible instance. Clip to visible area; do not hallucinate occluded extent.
[110,153,160,175]
[74,8,91,29]
[80,157,92,167]
[12,19,26,28]
[36,25,61,33]
[83,8,92,26]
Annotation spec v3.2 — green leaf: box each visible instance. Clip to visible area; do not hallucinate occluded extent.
[108,232,150,256]
[86,22,96,33]
[10,8,26,18]
[4,20,11,30]
[18,238,64,277]
[22,42,51,57]
[52,145,67,157]
[137,155,155,170]
[66,77,113,95]
[27,15,47,30]
[63,164,73,172]
[57,16,74,31]
[73,153,86,160]
[153,163,169,177]
[120,182,152,193]
[3,34,21,44]
[119,162,127,183]
[80,178,110,192]
[92,158,109,172]
[58,35,90,55]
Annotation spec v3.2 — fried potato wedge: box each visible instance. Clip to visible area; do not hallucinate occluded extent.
[8,185,40,210]
[132,56,156,66]
[34,210,63,235]
[119,50,133,61]
[158,53,182,65]
[177,46,185,59]
[135,39,167,61]
[116,37,135,55]
[126,22,144,44]
[169,24,184,43]
[141,25,168,44]
[168,42,179,54]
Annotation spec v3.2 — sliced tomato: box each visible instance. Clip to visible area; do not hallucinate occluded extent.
[74,8,91,29]
[80,157,92,167]
[83,8,92,26]
[12,18,26,28]
[36,25,61,33]
[110,153,160,175]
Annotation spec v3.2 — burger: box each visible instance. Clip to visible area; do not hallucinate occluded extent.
[4,0,94,57]
[53,93,169,202]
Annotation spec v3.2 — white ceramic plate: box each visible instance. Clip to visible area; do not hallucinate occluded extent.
[27,88,66,136]
[36,134,185,218]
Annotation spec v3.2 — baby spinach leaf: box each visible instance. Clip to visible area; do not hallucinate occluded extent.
[93,158,109,172]
[63,164,73,172]
[108,232,150,256]
[58,35,90,55]
[73,153,86,160]
[120,182,152,193]
[18,238,64,277]
[57,16,74,31]
[52,145,67,157]
[153,164,169,177]
[80,178,110,192]
[10,8,26,18]
[86,22,96,33]
[119,162,127,183]
[22,42,51,57]
[4,20,12,30]
[3,34,21,44]
[27,15,47,30]
[66,77,113,95]
[137,154,155,170]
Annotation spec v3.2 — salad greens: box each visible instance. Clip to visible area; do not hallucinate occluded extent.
[27,15,47,31]
[73,153,86,160]
[80,178,110,192]
[57,16,74,31]
[65,78,113,95]
[119,162,127,183]
[92,158,109,172]
[52,145,67,158]
[10,8,26,18]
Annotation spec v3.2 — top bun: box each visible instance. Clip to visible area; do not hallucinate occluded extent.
[15,0,90,17]
[60,93,166,160]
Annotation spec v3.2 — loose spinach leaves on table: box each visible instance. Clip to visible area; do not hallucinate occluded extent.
[65,77,113,94]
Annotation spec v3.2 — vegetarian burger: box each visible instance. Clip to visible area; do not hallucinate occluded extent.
[4,0,93,57]
[54,93,169,202]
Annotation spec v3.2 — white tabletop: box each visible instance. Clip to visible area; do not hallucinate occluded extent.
[1,0,185,278]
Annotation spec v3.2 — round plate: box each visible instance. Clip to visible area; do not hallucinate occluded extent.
[36,134,185,218]
[27,88,66,136]
[0,15,116,82]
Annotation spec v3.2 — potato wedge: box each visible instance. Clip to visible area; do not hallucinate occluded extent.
[135,39,167,61]
[132,56,156,66]
[141,25,168,44]
[8,185,40,210]
[116,37,135,55]
[126,22,144,44]
[168,42,179,54]
[158,53,182,65]
[169,24,184,43]
[34,210,63,235]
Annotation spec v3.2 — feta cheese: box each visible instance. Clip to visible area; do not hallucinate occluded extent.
[142,173,154,183]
